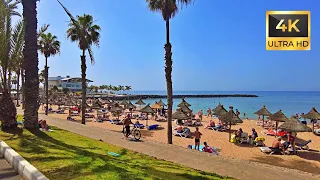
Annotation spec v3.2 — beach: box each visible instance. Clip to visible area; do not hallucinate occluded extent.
[43,105,320,175]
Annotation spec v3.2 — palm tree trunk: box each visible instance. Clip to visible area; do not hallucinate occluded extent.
[81,50,87,124]
[45,57,49,115]
[7,71,11,94]
[22,0,39,129]
[16,69,20,106]
[21,69,25,109]
[0,91,17,129]
[165,18,173,144]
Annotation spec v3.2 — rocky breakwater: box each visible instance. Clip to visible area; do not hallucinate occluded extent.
[105,94,258,101]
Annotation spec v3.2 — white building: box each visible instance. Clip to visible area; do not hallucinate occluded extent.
[48,76,93,92]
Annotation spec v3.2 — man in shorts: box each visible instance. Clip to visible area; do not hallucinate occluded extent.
[123,115,133,138]
[194,127,202,151]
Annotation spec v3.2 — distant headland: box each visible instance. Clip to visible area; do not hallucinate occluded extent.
[86,94,258,100]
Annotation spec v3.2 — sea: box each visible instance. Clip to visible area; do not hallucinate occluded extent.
[129,91,320,120]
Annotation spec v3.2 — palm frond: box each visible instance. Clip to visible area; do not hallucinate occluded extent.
[37,24,50,38]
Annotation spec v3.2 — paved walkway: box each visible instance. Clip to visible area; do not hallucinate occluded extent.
[0,156,21,180]
[18,110,319,180]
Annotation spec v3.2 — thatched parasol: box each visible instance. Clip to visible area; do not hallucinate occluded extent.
[177,104,192,114]
[110,103,123,119]
[158,99,166,107]
[254,105,272,128]
[125,102,136,110]
[104,99,111,104]
[135,98,145,105]
[213,103,228,117]
[220,106,243,141]
[279,117,312,153]
[139,104,155,126]
[135,98,145,110]
[172,111,190,120]
[152,102,162,109]
[120,100,128,106]
[270,110,288,137]
[303,107,320,132]
[177,98,191,107]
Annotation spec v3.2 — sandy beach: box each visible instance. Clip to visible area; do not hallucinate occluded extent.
[41,105,320,175]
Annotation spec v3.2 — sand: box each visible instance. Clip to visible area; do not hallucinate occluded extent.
[42,105,320,175]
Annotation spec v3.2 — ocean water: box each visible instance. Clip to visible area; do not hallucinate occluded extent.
[130,91,320,119]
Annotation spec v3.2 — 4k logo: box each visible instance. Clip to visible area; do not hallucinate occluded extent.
[266,11,310,50]
[276,19,300,32]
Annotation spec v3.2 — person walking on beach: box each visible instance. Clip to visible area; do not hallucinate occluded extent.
[300,113,307,125]
[207,107,212,118]
[198,110,203,121]
[194,127,202,151]
[236,109,240,117]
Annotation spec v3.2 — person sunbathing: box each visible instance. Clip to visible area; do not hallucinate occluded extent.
[38,119,48,131]
[176,125,183,133]
[205,120,215,129]
[271,137,284,153]
[202,142,213,153]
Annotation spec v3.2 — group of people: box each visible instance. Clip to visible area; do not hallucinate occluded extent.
[271,131,296,153]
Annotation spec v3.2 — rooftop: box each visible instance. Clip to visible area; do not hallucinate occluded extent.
[48,76,93,82]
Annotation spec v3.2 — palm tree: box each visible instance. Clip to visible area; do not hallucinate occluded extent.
[0,0,22,129]
[147,0,194,144]
[22,0,41,128]
[38,32,61,115]
[66,14,101,124]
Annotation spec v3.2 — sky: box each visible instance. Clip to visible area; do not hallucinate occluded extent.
[16,0,320,91]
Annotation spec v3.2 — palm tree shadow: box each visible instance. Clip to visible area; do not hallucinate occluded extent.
[25,128,224,179]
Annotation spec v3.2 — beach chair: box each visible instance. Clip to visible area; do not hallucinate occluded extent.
[134,123,145,129]
[193,119,202,126]
[56,109,65,114]
[85,114,95,118]
[295,140,311,150]
[70,111,79,116]
[147,124,159,130]
[260,142,290,155]
[212,125,228,132]
[238,132,249,144]
[314,129,320,136]
[174,128,190,138]
[184,120,193,126]
[110,119,123,125]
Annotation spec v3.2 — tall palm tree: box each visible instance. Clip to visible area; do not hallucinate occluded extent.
[22,0,40,128]
[147,0,194,144]
[38,32,60,115]
[66,14,101,124]
[0,0,22,129]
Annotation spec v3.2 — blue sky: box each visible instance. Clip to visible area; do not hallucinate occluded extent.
[19,0,320,91]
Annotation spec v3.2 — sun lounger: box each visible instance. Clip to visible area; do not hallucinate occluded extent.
[147,124,159,130]
[70,111,79,116]
[212,125,228,132]
[56,109,65,114]
[295,140,311,150]
[260,142,290,155]
[110,119,123,125]
[314,129,320,136]
[134,123,145,129]
[174,128,190,138]
[239,132,249,144]
[261,129,287,137]
[85,114,95,118]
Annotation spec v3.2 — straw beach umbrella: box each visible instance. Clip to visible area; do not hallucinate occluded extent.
[177,104,192,114]
[152,102,162,109]
[270,110,288,137]
[158,99,166,107]
[120,100,128,106]
[110,103,124,120]
[172,110,190,120]
[139,104,155,126]
[135,98,146,110]
[177,98,191,107]
[254,105,272,128]
[279,117,312,153]
[303,107,320,132]
[213,103,228,123]
[220,106,243,141]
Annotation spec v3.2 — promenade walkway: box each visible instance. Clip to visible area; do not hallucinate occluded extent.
[0,156,21,180]
[18,110,319,180]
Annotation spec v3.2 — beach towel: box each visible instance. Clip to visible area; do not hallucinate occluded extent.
[147,124,159,130]
[189,145,219,155]
[260,147,272,153]
[108,152,120,157]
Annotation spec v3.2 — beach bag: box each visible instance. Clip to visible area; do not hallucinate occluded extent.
[230,135,237,143]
